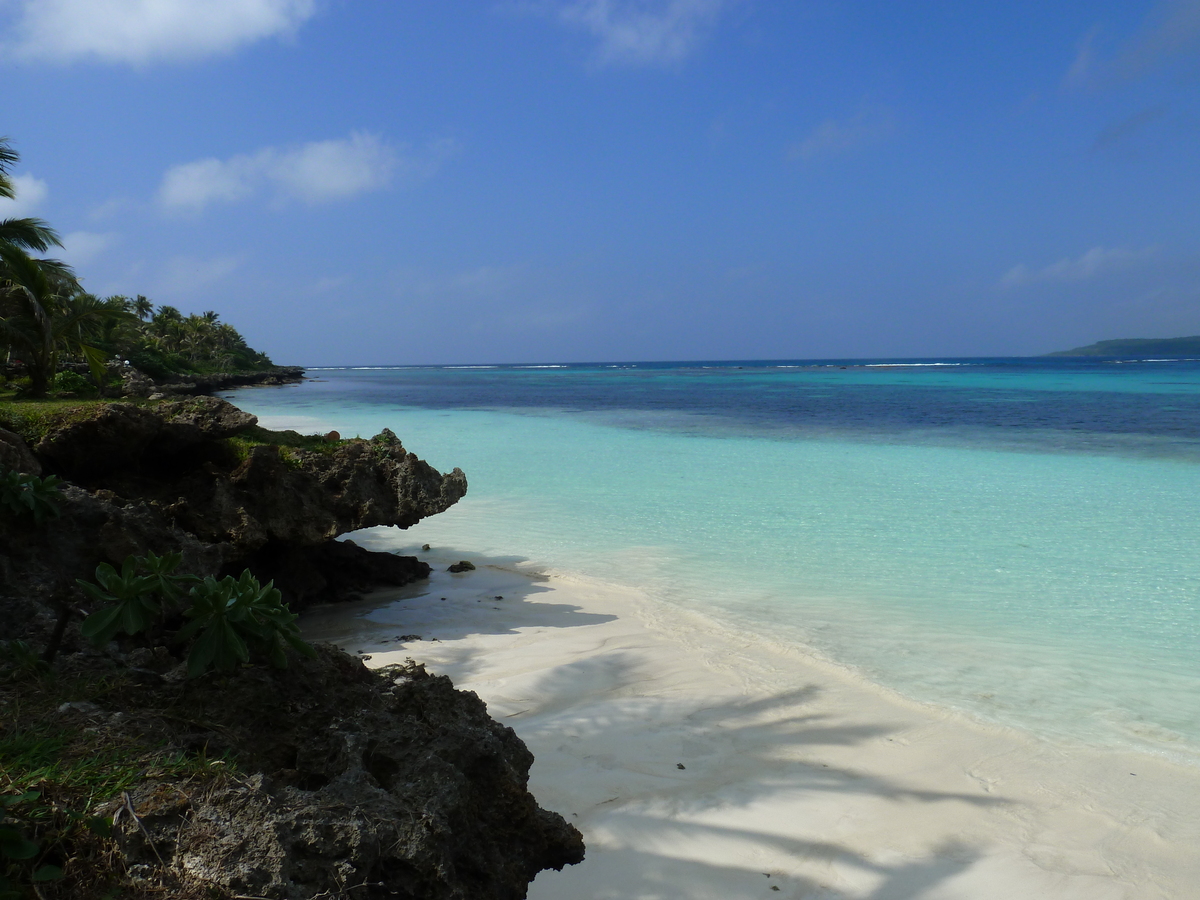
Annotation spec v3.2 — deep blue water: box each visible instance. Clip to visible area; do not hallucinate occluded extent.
[299,357,1200,458]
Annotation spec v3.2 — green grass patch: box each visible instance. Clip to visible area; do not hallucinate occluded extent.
[226,425,346,466]
[1,665,234,898]
[0,400,117,444]
[0,399,180,445]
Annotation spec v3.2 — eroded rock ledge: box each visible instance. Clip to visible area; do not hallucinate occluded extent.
[1,396,467,612]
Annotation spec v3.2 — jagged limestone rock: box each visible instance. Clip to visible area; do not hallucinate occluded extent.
[103,649,585,899]
[0,426,41,475]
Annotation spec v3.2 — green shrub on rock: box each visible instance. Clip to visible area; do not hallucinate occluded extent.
[180,570,316,677]
[0,469,62,523]
[78,551,196,646]
[78,554,315,677]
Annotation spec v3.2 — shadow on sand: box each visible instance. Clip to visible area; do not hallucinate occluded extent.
[305,542,1014,899]
[299,544,617,648]
[516,657,1006,899]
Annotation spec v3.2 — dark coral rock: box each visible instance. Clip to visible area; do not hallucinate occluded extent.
[35,402,163,477]
[105,648,584,899]
[0,426,41,475]
[244,539,432,610]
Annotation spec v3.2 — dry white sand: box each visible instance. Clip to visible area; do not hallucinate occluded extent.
[303,552,1200,900]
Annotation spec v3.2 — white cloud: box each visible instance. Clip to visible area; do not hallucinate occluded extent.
[59,230,117,266]
[3,0,317,65]
[88,196,135,222]
[267,133,401,203]
[558,0,727,66]
[305,276,349,295]
[789,108,895,161]
[159,155,261,210]
[1001,246,1156,287]
[0,172,48,217]
[157,133,451,212]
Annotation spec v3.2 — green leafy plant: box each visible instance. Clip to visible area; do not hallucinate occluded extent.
[0,469,62,523]
[78,554,314,677]
[78,552,198,646]
[179,570,316,677]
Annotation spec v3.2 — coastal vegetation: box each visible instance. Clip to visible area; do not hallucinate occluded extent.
[1,138,274,400]
[78,554,315,678]
[1047,335,1200,357]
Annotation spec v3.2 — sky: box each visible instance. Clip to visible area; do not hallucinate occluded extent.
[1,0,1198,365]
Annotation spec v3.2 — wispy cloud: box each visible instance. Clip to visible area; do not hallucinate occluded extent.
[157,133,457,212]
[59,230,118,266]
[1117,0,1200,78]
[391,264,590,332]
[557,0,728,66]
[2,0,317,65]
[1064,0,1200,87]
[0,172,48,217]
[788,107,895,161]
[1092,105,1168,151]
[1001,246,1156,287]
[1062,24,1100,88]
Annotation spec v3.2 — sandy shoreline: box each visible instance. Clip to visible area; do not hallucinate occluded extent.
[303,549,1200,899]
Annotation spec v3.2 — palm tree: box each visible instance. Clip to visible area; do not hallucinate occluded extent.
[0,138,79,393]
[0,138,63,255]
[0,247,136,396]
[0,244,75,396]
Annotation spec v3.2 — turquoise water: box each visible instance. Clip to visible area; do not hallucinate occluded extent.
[222,360,1200,760]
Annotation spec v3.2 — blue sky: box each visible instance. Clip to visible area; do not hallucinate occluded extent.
[2,0,1198,364]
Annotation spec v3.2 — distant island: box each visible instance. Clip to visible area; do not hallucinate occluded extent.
[1047,336,1200,357]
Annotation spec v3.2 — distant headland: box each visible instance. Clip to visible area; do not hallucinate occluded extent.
[1046,336,1200,357]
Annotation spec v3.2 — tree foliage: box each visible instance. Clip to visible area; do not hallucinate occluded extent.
[1,138,273,396]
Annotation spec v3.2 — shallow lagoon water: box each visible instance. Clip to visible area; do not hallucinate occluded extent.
[223,359,1200,761]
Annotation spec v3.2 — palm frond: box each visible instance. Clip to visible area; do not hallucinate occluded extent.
[0,137,17,200]
[0,217,64,252]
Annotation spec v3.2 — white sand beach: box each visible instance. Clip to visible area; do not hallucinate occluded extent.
[302,551,1200,900]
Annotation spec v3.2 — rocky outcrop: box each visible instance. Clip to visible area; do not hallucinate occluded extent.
[29,400,466,551]
[33,397,258,477]
[145,366,306,396]
[119,366,157,398]
[206,429,466,548]
[245,539,433,608]
[0,425,40,475]
[30,648,585,899]
[0,400,585,898]
[0,398,466,620]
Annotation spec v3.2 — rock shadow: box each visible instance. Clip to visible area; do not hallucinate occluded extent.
[299,543,617,651]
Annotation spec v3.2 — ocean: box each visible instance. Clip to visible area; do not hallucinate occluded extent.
[220,358,1200,763]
